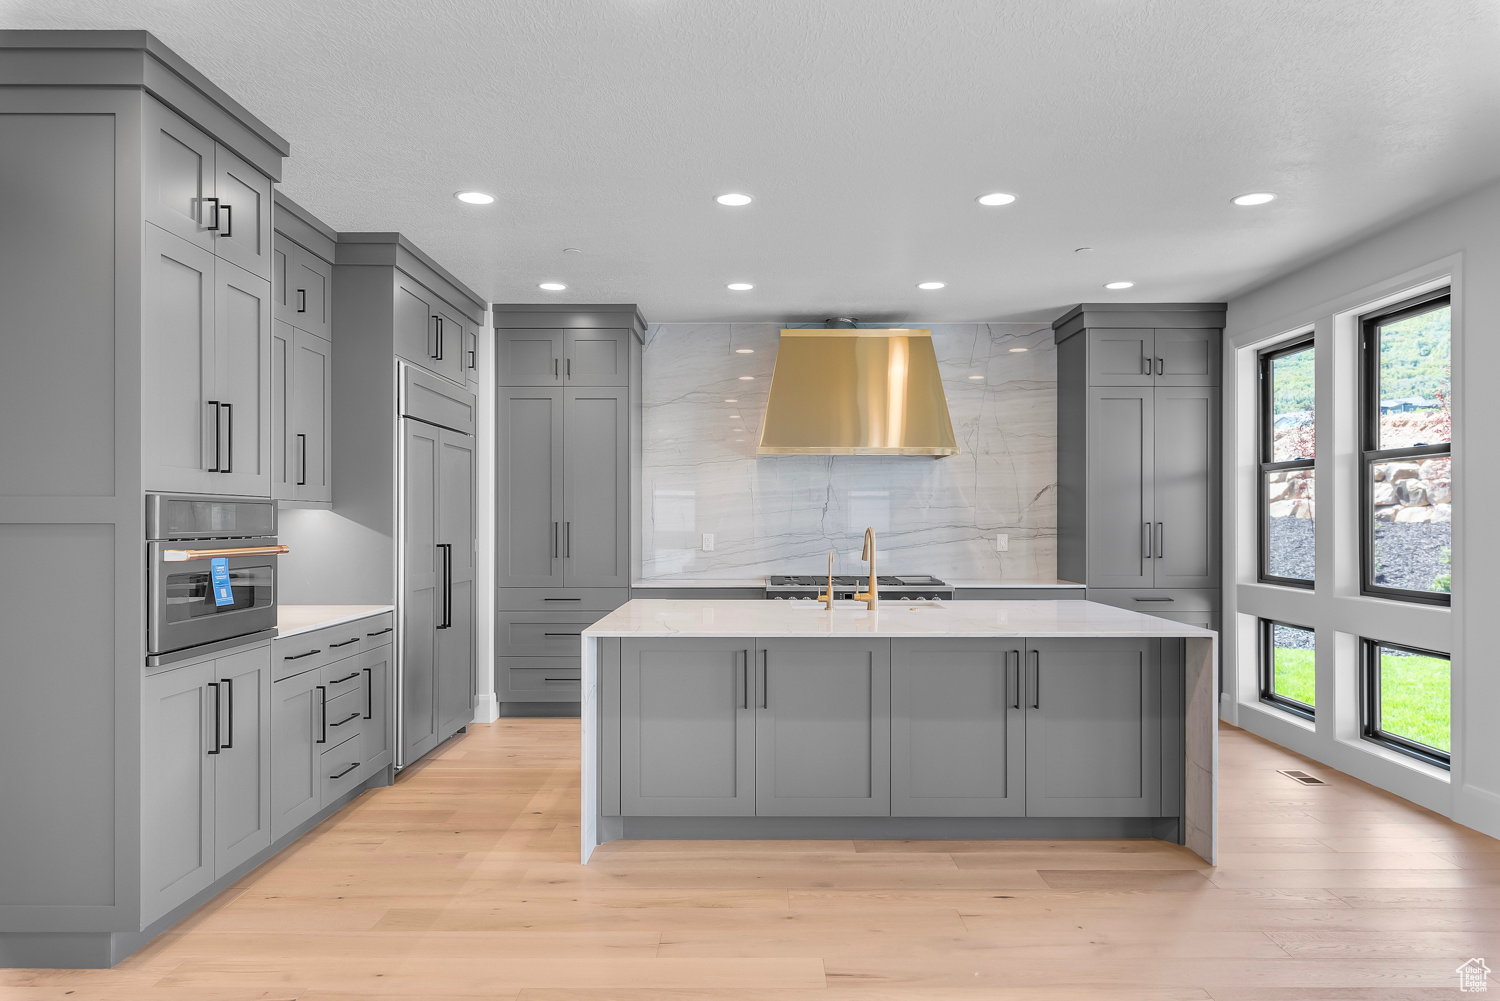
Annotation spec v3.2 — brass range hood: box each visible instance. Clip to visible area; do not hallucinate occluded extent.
[757,319,959,456]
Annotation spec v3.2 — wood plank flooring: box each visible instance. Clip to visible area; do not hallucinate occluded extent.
[5,721,1498,999]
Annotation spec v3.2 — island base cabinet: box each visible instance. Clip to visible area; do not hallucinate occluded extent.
[1024,638,1163,817]
[891,640,1026,817]
[755,639,891,817]
[619,639,754,816]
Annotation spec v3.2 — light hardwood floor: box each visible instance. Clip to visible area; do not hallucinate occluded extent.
[5,720,1499,1000]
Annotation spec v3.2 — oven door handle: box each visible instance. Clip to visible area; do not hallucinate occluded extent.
[163,545,290,562]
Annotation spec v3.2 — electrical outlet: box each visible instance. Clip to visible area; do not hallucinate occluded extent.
[702,533,715,552]
[995,534,1009,553]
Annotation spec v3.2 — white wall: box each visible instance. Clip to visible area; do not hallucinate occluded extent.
[1223,177,1500,839]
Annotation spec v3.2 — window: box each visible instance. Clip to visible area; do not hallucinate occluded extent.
[1259,619,1315,719]
[1259,338,1315,586]
[1360,292,1451,604]
[1361,639,1451,768]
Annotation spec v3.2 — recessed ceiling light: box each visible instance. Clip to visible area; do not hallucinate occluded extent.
[1232,192,1277,206]
[730,415,741,419]
[734,348,754,354]
[727,283,754,291]
[724,398,738,403]
[967,375,984,380]
[538,282,567,291]
[455,191,495,205]
[716,193,753,206]
[1074,247,1093,254]
[1009,347,1029,353]
[1104,281,1134,290]
[563,247,582,254]
[917,281,946,290]
[738,375,754,381]
[977,192,1017,206]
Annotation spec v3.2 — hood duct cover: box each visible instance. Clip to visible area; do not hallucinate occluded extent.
[757,328,958,456]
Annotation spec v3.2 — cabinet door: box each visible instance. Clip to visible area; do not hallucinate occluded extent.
[401,418,442,765]
[213,646,272,875]
[1154,328,1220,387]
[498,328,563,386]
[292,330,332,502]
[270,665,322,842]
[891,640,1025,817]
[394,276,441,376]
[436,428,476,738]
[564,328,630,387]
[1025,639,1162,817]
[290,246,333,341]
[464,320,481,385]
[143,100,215,251]
[142,227,218,494]
[212,143,272,279]
[620,639,754,816]
[271,320,294,500]
[360,644,394,773]
[496,388,564,587]
[1152,387,1220,588]
[755,638,891,817]
[430,305,467,385]
[1086,329,1153,386]
[214,261,273,496]
[141,661,215,924]
[1086,387,1154,587]
[563,388,629,587]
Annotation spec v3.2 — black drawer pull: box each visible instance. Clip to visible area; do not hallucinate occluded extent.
[543,631,582,636]
[330,711,360,727]
[1133,597,1175,602]
[544,677,577,683]
[329,671,360,684]
[330,637,360,648]
[329,762,359,780]
[542,597,581,601]
[366,627,393,636]
[285,648,321,660]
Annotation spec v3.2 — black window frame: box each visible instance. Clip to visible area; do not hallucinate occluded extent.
[1359,637,1451,769]
[1258,335,1316,588]
[1259,617,1316,721]
[1359,290,1451,606]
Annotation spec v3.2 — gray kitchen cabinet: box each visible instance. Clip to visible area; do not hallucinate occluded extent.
[464,318,482,385]
[143,99,217,252]
[211,142,273,279]
[496,659,582,702]
[271,320,293,498]
[433,303,469,386]
[495,610,601,657]
[498,328,564,386]
[213,259,273,496]
[563,388,631,587]
[619,639,756,816]
[290,329,332,502]
[1084,327,1220,388]
[395,275,464,385]
[360,645,394,774]
[269,664,322,842]
[1151,387,1220,588]
[1086,387,1155,587]
[891,640,1026,817]
[436,428,477,739]
[1024,638,1162,817]
[754,638,891,817]
[564,328,631,386]
[1154,328,1220,387]
[141,661,217,924]
[281,244,332,341]
[212,646,272,875]
[1085,329,1155,387]
[401,417,442,764]
[496,388,564,587]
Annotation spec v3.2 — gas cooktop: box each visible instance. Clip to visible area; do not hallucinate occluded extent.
[764,574,953,600]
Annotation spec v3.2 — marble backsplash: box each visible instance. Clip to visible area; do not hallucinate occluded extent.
[639,321,1058,581]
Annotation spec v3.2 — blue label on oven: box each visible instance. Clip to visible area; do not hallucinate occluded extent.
[210,557,234,607]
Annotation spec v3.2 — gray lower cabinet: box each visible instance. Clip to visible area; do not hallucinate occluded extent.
[1024,638,1162,817]
[212,647,272,875]
[890,639,1026,817]
[270,665,322,842]
[755,638,892,817]
[360,645,394,773]
[619,639,755,816]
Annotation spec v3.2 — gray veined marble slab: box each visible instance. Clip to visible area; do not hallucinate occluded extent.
[640,322,1058,581]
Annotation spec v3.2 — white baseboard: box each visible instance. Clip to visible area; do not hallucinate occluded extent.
[472,692,500,725]
[1455,783,1500,842]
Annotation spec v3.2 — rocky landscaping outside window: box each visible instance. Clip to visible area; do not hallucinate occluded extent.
[1260,338,1315,585]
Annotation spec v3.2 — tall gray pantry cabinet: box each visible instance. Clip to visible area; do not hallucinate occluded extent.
[494,304,645,713]
[0,31,292,967]
[271,192,337,504]
[1054,303,1225,638]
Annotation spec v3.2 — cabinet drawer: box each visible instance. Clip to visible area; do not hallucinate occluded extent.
[1086,588,1220,613]
[320,726,365,805]
[360,612,394,650]
[322,658,366,700]
[496,611,602,657]
[323,686,365,736]
[273,621,374,680]
[497,588,628,612]
[499,660,582,701]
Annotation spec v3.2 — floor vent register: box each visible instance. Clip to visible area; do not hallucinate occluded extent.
[1277,769,1328,785]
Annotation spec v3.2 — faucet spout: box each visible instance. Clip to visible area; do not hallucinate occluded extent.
[856,527,877,610]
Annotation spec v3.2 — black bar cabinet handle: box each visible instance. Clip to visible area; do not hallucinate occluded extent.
[1141,354,1150,376]
[542,597,581,602]
[220,677,233,749]
[297,288,307,313]
[207,682,221,754]
[741,650,750,709]
[566,358,571,379]
[284,648,321,660]
[1010,651,1021,710]
[330,638,359,650]
[297,433,308,485]
[219,203,232,238]
[330,669,360,682]
[329,762,359,780]
[207,400,222,472]
[553,522,559,560]
[760,650,769,709]
[543,631,582,637]
[316,685,327,744]
[437,543,452,629]
[1157,356,1164,375]
[203,196,220,231]
[1031,650,1041,710]
[554,357,559,379]
[366,627,393,636]
[219,403,233,473]
[566,522,571,558]
[1156,522,1164,559]
[1143,522,1152,559]
[363,667,374,719]
[331,711,359,728]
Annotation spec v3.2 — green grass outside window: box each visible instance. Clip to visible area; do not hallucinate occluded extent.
[1271,647,1450,753]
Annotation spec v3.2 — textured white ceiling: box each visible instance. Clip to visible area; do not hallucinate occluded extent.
[6,0,1500,321]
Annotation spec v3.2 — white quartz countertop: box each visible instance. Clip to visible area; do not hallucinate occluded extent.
[277,604,394,639]
[582,599,1215,639]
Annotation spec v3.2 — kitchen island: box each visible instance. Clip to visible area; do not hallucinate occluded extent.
[582,599,1217,863]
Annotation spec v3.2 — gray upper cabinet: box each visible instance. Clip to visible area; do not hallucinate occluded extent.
[394,276,465,385]
[1024,638,1162,817]
[213,260,273,496]
[619,638,755,816]
[564,328,630,386]
[271,321,293,499]
[498,328,564,386]
[143,100,217,253]
[1086,329,1154,386]
[891,639,1026,817]
[141,661,217,924]
[755,638,891,817]
[1154,328,1220,387]
[210,646,272,875]
[283,245,332,341]
[1086,387,1154,587]
[497,388,565,587]
[211,143,272,279]
[464,319,482,385]
[563,388,630,587]
[1152,387,1220,588]
[432,303,468,386]
[290,330,332,503]
[1085,327,1220,388]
